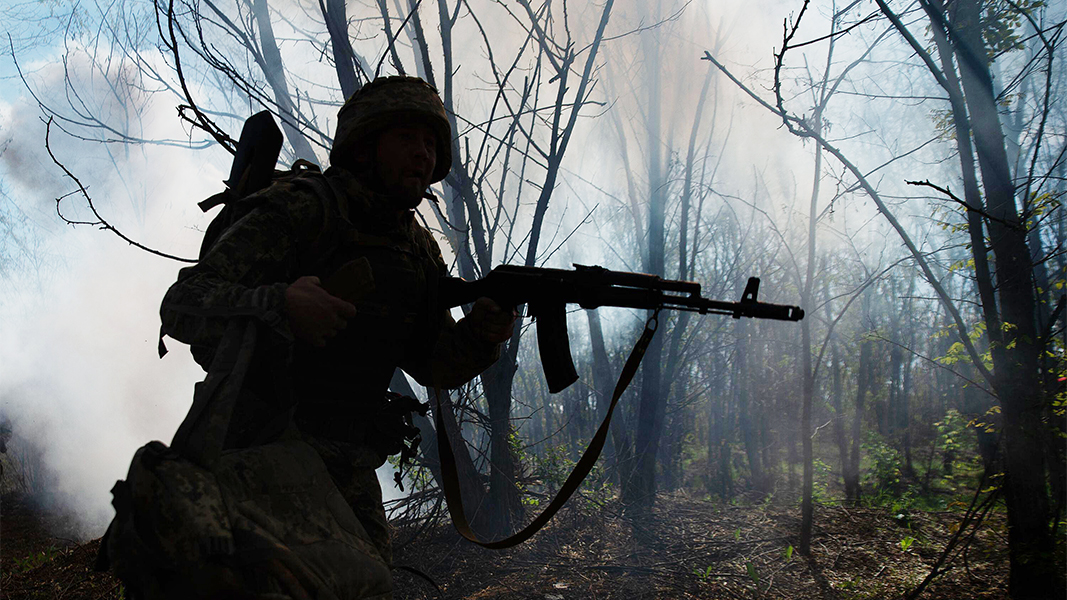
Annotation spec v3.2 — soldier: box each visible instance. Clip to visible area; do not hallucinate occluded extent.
[160,76,515,573]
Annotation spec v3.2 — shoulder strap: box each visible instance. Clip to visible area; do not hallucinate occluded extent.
[170,319,259,467]
[433,310,660,549]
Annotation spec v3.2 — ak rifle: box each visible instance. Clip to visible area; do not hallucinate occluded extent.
[440,264,804,394]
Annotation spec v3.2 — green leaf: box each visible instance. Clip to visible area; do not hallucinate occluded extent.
[746,561,760,585]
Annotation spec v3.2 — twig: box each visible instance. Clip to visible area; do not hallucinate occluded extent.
[162,0,236,153]
[374,0,424,78]
[44,117,197,264]
[903,456,1001,600]
[905,179,1022,230]
[773,0,811,132]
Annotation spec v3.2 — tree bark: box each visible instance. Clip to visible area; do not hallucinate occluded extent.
[945,1,1057,594]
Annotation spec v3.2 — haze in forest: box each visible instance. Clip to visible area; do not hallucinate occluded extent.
[0,13,1062,598]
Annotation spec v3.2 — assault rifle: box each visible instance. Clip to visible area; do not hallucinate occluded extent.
[439,264,804,394]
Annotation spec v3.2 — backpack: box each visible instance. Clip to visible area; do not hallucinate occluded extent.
[157,111,333,364]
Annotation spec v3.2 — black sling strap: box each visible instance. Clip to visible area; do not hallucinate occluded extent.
[433,310,660,549]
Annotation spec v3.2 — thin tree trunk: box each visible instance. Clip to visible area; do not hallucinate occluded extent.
[831,341,847,492]
[588,310,634,488]
[736,318,764,491]
[628,8,666,511]
[320,0,365,99]
[250,0,316,161]
[947,1,1056,594]
[846,335,871,505]
[799,116,823,555]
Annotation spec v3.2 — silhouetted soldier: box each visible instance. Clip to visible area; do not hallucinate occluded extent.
[158,76,515,595]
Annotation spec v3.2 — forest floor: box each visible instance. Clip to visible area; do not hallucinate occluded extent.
[0,488,1021,600]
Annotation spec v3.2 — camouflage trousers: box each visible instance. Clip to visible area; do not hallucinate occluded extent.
[302,434,393,566]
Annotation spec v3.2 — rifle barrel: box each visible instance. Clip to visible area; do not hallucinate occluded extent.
[662,296,804,321]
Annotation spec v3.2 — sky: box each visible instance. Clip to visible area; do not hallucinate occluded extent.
[0,0,919,539]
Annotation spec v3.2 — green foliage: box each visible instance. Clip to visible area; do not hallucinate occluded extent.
[745,561,760,585]
[386,452,435,494]
[812,458,833,503]
[528,442,613,509]
[783,544,794,561]
[692,564,715,582]
[980,0,1046,60]
[12,546,61,573]
[935,408,967,461]
[966,405,1001,435]
[899,536,916,553]
[929,108,957,143]
[836,575,891,599]
[861,433,904,494]
[936,321,991,371]
[948,257,976,273]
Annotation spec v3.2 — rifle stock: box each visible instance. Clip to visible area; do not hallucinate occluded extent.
[439,264,804,393]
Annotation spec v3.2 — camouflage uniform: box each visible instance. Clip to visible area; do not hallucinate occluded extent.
[160,77,498,567]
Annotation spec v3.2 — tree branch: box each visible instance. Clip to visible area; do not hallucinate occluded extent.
[906,179,1023,230]
[45,117,196,263]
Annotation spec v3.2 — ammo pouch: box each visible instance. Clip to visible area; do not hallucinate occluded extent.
[98,321,393,600]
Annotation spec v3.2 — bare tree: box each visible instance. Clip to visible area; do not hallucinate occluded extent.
[705,0,1065,592]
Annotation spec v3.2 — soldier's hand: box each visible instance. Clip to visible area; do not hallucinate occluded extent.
[285,275,358,347]
[467,297,518,345]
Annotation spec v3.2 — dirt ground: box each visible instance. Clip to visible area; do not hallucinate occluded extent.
[1,488,1020,599]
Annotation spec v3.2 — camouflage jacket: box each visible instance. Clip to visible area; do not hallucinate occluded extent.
[161,167,499,448]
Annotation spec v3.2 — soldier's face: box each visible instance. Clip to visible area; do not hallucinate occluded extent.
[374,124,437,209]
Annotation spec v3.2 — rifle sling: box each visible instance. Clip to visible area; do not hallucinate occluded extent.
[433,310,660,549]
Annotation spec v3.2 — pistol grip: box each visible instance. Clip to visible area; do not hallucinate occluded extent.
[532,301,579,393]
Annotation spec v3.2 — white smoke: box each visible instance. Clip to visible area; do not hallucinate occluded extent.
[0,40,415,537]
[0,45,226,537]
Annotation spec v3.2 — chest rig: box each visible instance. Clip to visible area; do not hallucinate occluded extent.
[291,176,443,440]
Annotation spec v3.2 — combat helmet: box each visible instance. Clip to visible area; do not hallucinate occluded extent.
[331,76,453,184]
